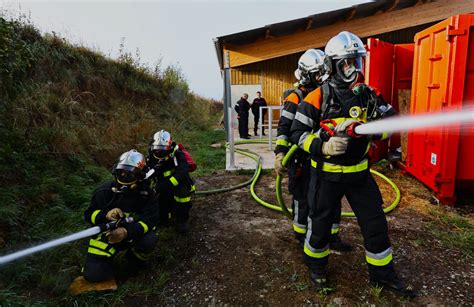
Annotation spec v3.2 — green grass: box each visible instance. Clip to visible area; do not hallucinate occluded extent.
[0,15,224,304]
[425,208,473,258]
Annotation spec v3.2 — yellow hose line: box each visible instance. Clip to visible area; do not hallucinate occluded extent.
[277,145,401,218]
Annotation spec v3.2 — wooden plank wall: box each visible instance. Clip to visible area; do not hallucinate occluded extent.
[230,53,301,106]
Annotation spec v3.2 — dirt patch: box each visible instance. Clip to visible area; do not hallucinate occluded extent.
[146,169,472,305]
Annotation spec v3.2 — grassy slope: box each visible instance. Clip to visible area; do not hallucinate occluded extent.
[0,17,224,304]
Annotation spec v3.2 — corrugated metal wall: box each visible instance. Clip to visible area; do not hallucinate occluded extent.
[230,53,301,106]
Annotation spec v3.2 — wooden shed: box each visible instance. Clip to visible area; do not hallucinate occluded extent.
[214,0,474,107]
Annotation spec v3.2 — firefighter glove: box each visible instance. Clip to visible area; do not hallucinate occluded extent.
[334,120,359,137]
[106,208,124,221]
[106,227,128,244]
[274,152,286,176]
[321,136,349,156]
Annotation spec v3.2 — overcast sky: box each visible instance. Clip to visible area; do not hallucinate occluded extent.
[1,0,368,99]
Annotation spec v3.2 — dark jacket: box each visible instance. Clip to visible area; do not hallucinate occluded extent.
[251,97,267,117]
[234,98,250,116]
[84,181,160,240]
[147,144,193,194]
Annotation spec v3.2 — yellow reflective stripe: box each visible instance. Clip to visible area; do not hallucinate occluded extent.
[88,247,112,257]
[91,210,101,224]
[304,245,330,259]
[293,224,306,234]
[90,239,109,250]
[190,185,196,192]
[276,139,289,147]
[163,169,175,177]
[138,221,149,233]
[174,196,191,203]
[322,159,368,173]
[331,227,339,235]
[366,253,393,266]
[124,212,131,218]
[381,132,389,140]
[303,133,317,153]
[169,176,179,187]
[311,159,318,168]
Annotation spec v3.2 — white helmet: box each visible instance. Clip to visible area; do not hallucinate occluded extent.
[114,149,146,185]
[294,49,329,86]
[149,129,173,159]
[325,31,366,84]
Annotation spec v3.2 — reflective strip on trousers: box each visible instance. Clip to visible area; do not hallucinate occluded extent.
[139,221,149,233]
[366,247,393,266]
[304,242,330,259]
[282,110,295,120]
[190,184,196,192]
[174,195,191,203]
[322,159,368,173]
[295,112,314,128]
[91,210,101,224]
[132,247,153,261]
[293,200,307,234]
[331,223,340,235]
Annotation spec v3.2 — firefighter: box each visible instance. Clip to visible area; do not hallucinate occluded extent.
[147,130,195,234]
[275,49,352,252]
[82,149,160,283]
[289,31,415,297]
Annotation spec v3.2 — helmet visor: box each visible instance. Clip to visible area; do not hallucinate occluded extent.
[115,169,138,185]
[336,57,364,83]
[152,149,170,159]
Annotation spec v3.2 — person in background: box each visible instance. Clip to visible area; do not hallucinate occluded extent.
[251,91,267,136]
[234,93,251,139]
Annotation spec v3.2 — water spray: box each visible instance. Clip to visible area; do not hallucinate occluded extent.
[354,109,474,135]
[0,217,133,266]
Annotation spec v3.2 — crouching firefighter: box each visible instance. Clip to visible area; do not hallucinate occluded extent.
[82,149,160,284]
[290,31,415,297]
[147,130,195,234]
[275,49,352,252]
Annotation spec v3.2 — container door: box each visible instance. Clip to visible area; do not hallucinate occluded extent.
[365,38,394,163]
[407,15,473,204]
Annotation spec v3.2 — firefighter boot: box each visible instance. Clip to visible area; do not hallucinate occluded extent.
[309,271,334,294]
[329,233,353,253]
[176,221,190,234]
[369,264,416,298]
[295,233,305,248]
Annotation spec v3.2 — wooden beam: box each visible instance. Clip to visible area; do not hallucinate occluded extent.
[265,27,274,39]
[226,0,474,68]
[305,17,313,31]
[344,8,357,22]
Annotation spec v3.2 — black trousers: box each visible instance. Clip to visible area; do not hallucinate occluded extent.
[253,116,265,135]
[288,156,311,239]
[158,184,192,225]
[305,171,393,278]
[238,113,249,137]
[84,231,159,282]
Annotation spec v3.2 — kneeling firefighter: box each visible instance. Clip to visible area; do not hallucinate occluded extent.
[82,149,160,283]
[147,130,195,234]
[274,49,352,252]
[290,31,415,297]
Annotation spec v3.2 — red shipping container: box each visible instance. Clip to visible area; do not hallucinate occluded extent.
[406,14,474,205]
[365,38,394,163]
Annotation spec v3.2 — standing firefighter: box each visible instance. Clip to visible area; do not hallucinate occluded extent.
[251,91,267,136]
[275,49,352,252]
[147,130,195,234]
[290,31,415,297]
[82,149,160,283]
